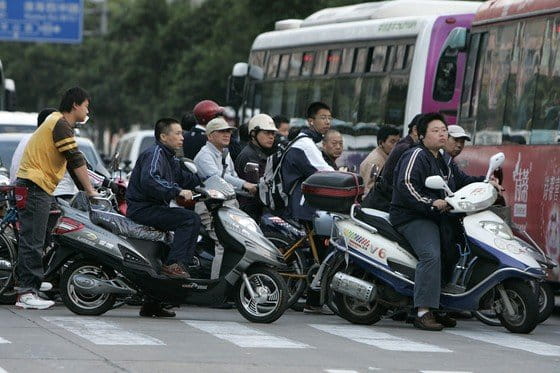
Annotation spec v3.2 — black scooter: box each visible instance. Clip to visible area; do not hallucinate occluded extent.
[45,175,289,323]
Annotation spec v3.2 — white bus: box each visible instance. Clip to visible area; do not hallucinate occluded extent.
[228,0,481,161]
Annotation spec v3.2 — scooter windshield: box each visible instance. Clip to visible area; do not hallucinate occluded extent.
[201,175,236,200]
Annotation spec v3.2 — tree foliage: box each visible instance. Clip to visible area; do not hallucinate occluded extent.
[0,0,364,135]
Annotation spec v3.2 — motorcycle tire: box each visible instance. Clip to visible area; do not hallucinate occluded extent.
[474,281,554,326]
[235,265,288,323]
[497,280,539,334]
[0,232,16,298]
[331,264,386,325]
[60,259,117,316]
[535,282,555,324]
[265,233,307,310]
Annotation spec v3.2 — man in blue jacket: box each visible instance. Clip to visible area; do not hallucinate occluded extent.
[126,118,201,316]
[390,113,496,331]
[281,102,334,314]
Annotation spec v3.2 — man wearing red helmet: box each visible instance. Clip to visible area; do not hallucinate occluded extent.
[183,100,224,160]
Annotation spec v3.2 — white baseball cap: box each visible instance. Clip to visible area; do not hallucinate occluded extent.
[206,117,232,134]
[248,113,278,133]
[447,125,471,141]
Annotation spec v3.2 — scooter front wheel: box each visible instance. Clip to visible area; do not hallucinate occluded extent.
[60,259,116,316]
[497,280,539,334]
[235,266,288,323]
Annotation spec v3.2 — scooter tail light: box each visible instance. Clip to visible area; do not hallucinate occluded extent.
[54,217,85,234]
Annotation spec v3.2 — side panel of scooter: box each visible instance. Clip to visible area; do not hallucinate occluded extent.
[464,211,541,269]
[336,220,417,270]
[259,213,306,242]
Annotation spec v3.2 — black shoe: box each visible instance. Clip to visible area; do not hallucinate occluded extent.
[434,313,457,328]
[413,312,444,331]
[139,303,176,318]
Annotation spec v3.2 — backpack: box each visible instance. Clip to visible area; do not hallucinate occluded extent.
[258,134,309,211]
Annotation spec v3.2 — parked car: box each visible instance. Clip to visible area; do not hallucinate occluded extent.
[0,111,37,134]
[0,133,110,180]
[113,130,154,171]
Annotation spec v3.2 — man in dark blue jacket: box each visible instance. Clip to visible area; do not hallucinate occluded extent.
[390,113,493,331]
[126,118,201,316]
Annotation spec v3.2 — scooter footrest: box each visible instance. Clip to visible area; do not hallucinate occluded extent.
[442,283,466,294]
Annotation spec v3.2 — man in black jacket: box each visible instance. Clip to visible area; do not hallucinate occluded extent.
[234,113,277,221]
[126,118,201,316]
[361,113,421,211]
[390,113,494,331]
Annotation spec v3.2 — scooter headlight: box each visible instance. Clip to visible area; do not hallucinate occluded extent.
[227,213,260,233]
[458,201,476,211]
[480,220,513,240]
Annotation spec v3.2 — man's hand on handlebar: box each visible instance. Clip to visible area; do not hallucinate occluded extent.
[179,189,193,200]
[432,199,450,212]
[243,182,257,195]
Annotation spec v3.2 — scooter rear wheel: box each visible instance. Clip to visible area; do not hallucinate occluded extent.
[497,280,539,334]
[235,266,288,323]
[331,264,386,325]
[60,259,116,316]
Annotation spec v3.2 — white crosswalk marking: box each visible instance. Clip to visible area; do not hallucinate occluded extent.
[310,324,451,353]
[184,320,310,348]
[420,371,472,373]
[0,367,8,373]
[42,317,164,345]
[446,329,560,356]
[0,337,10,344]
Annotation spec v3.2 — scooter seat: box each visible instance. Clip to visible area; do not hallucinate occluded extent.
[90,209,171,243]
[355,207,416,257]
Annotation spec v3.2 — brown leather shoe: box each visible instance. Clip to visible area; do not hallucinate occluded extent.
[162,263,190,279]
[413,311,444,331]
[434,313,457,328]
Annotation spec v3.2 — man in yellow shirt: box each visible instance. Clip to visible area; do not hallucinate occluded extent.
[15,87,97,310]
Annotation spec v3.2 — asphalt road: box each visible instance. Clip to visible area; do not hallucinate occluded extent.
[0,304,559,373]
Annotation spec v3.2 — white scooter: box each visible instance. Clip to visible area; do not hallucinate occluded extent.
[321,153,556,334]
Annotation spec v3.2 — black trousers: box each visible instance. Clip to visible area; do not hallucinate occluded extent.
[128,205,201,266]
[14,179,53,294]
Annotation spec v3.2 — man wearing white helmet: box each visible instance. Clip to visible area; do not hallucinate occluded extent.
[234,113,278,220]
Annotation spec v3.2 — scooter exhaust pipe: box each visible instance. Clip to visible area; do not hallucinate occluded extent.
[330,272,377,303]
[72,274,136,296]
[0,259,12,271]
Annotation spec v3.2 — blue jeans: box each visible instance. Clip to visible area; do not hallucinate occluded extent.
[396,219,441,309]
[14,179,54,294]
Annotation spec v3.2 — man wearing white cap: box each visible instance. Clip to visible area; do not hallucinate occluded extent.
[234,113,277,220]
[194,117,257,279]
[444,125,471,159]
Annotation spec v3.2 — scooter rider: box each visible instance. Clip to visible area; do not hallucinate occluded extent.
[126,118,201,316]
[389,113,472,331]
[234,113,278,221]
[194,117,257,279]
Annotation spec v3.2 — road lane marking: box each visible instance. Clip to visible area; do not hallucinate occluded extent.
[0,337,10,344]
[0,367,8,373]
[325,370,359,373]
[184,320,310,348]
[309,324,451,352]
[446,329,560,356]
[42,317,164,345]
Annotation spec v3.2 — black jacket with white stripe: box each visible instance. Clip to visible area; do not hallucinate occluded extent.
[389,143,483,227]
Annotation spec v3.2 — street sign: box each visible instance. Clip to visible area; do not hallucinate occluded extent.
[0,0,83,44]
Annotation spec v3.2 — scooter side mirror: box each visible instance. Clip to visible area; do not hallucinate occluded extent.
[244,162,260,183]
[485,152,505,181]
[425,175,454,196]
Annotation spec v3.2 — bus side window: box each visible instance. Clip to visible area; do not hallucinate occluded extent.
[267,54,280,78]
[433,54,457,102]
[530,16,560,144]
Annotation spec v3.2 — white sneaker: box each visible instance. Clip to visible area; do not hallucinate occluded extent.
[15,293,55,310]
[39,282,53,292]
